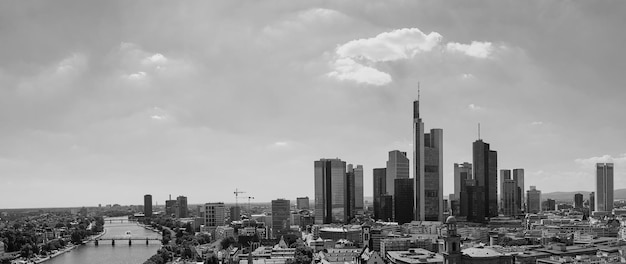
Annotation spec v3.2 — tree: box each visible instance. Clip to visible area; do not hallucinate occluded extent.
[220,237,236,250]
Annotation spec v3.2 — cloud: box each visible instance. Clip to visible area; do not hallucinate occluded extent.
[151,115,165,120]
[446,41,494,58]
[126,71,147,81]
[575,153,626,167]
[336,28,443,62]
[142,53,168,65]
[327,58,392,86]
[531,121,544,125]
[468,104,483,111]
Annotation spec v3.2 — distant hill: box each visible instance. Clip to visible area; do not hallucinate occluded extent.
[536,188,626,202]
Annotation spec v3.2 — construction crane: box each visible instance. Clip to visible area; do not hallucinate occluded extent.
[234,189,246,210]
[247,196,255,218]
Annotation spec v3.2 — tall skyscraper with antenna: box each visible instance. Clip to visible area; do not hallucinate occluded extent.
[413,85,444,221]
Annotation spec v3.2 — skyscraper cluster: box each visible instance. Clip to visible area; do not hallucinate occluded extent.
[314,158,363,224]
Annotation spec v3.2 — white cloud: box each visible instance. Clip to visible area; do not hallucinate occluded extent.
[531,121,544,125]
[327,58,392,86]
[575,154,626,168]
[446,41,494,58]
[274,141,289,147]
[126,71,147,80]
[151,115,165,120]
[142,53,168,65]
[468,104,483,111]
[336,28,443,62]
[462,73,474,79]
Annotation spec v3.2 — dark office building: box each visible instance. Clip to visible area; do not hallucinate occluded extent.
[296,197,310,210]
[165,197,177,217]
[472,139,498,221]
[373,168,387,220]
[574,193,583,209]
[176,196,188,218]
[144,194,152,217]
[271,199,291,238]
[314,158,347,224]
[394,178,414,224]
[379,195,393,222]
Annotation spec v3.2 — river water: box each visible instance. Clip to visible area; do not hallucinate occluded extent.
[45,217,162,264]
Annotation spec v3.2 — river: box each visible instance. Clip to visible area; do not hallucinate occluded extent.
[45,216,161,264]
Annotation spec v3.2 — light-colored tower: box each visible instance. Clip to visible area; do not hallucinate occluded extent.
[513,169,525,212]
[386,150,410,196]
[595,163,614,213]
[354,165,364,213]
[204,202,225,233]
[413,97,444,221]
[314,158,347,224]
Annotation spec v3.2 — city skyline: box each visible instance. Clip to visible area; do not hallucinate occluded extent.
[1,1,626,208]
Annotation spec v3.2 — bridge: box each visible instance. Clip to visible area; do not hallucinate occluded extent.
[94,236,161,246]
[105,218,135,223]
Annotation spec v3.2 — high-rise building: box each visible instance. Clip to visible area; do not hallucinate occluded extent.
[589,192,595,211]
[296,197,310,210]
[204,202,225,232]
[373,168,387,220]
[527,186,541,214]
[314,158,347,224]
[346,164,364,216]
[176,196,188,218]
[512,169,525,212]
[595,163,614,213]
[544,199,556,211]
[229,206,240,222]
[499,169,511,212]
[380,195,393,222]
[144,194,152,217]
[413,99,443,221]
[386,150,410,196]
[354,165,364,213]
[501,177,520,216]
[574,193,583,209]
[472,139,498,221]
[271,199,291,238]
[394,178,414,224]
[165,196,177,217]
[452,163,472,203]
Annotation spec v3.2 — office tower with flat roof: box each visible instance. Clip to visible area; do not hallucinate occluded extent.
[347,164,364,216]
[595,163,614,213]
[229,206,240,222]
[346,164,356,220]
[527,186,541,214]
[452,162,472,216]
[574,193,583,209]
[413,99,444,221]
[271,199,291,238]
[501,176,520,216]
[386,150,410,196]
[379,195,393,222]
[144,194,152,217]
[296,197,310,210]
[165,196,176,217]
[513,169,525,212]
[500,169,511,213]
[204,202,225,233]
[314,158,347,224]
[394,178,414,224]
[373,168,387,220]
[473,139,498,220]
[176,196,188,218]
[589,192,595,211]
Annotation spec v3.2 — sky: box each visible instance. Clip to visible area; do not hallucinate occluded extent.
[1,1,625,209]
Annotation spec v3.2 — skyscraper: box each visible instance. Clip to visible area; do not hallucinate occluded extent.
[501,176,520,216]
[473,139,498,220]
[595,163,614,213]
[589,192,595,211]
[386,150,410,196]
[314,158,347,224]
[499,169,511,212]
[176,196,188,218]
[373,168,387,220]
[165,195,176,217]
[513,169,525,212]
[296,197,310,210]
[394,178,414,224]
[144,194,152,217]
[229,206,241,222]
[346,164,356,220]
[452,162,472,216]
[353,165,364,214]
[527,186,541,213]
[271,199,291,238]
[574,193,583,209]
[413,99,443,221]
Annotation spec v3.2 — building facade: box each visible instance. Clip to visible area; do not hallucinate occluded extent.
[527,186,542,214]
[513,168,525,212]
[574,193,583,209]
[413,100,443,221]
[314,158,347,224]
[469,139,498,222]
[393,178,414,224]
[144,194,152,217]
[373,168,387,221]
[271,199,291,238]
[386,150,410,197]
[176,196,188,218]
[452,162,472,215]
[296,197,309,210]
[595,163,614,213]
[204,202,225,233]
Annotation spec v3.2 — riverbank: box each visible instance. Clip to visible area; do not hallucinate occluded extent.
[13,229,108,264]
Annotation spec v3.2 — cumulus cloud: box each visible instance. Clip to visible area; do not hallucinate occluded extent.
[446,41,494,58]
[575,153,626,167]
[327,58,392,86]
[142,53,168,65]
[126,71,147,81]
[336,28,443,62]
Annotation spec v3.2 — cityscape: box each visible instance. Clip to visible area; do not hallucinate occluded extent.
[1,1,626,264]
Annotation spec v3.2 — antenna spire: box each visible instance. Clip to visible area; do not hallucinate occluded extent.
[478,123,481,140]
[418,82,420,101]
